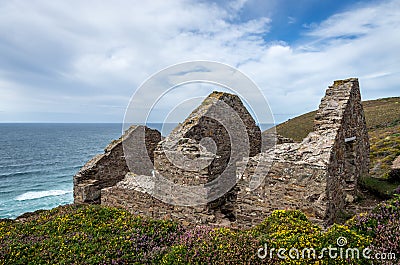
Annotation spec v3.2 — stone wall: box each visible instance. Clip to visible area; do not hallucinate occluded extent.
[235,78,370,227]
[321,79,370,223]
[152,91,262,222]
[101,173,221,225]
[154,92,261,183]
[73,125,161,204]
[236,154,327,227]
[75,79,371,228]
[261,131,292,152]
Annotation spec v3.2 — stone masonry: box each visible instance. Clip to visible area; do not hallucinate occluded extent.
[153,92,261,217]
[236,78,369,227]
[102,92,262,225]
[75,78,370,228]
[73,125,161,204]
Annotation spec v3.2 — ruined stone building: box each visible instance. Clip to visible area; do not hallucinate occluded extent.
[73,78,370,227]
[73,126,161,204]
[237,78,369,226]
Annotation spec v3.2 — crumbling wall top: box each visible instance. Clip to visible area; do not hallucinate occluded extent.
[314,78,359,132]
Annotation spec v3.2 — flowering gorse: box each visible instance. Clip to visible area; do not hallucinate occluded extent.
[1,197,399,264]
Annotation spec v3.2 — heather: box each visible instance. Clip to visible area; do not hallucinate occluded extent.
[348,194,400,259]
[2,200,399,264]
[0,205,184,264]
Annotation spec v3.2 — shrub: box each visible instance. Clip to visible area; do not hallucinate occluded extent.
[1,206,392,265]
[0,205,184,264]
[252,210,371,265]
[350,195,400,261]
[162,227,260,264]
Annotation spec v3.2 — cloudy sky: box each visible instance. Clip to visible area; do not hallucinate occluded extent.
[1,0,399,124]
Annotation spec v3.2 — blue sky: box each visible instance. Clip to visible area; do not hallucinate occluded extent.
[227,0,360,42]
[0,0,399,124]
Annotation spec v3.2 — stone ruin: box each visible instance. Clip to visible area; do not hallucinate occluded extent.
[237,78,370,227]
[73,126,161,204]
[100,92,261,225]
[73,78,370,227]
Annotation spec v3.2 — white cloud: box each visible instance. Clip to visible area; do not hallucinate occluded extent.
[0,0,399,124]
[239,0,400,121]
[305,1,400,40]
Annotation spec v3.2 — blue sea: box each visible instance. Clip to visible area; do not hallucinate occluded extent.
[0,123,123,219]
[0,122,272,219]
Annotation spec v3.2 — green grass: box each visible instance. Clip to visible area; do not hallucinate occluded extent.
[274,110,317,142]
[275,97,400,142]
[359,175,400,198]
[368,124,400,180]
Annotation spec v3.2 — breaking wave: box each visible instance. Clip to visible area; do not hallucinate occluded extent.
[15,190,72,201]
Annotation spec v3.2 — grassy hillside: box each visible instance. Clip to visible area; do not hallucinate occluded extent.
[275,97,400,142]
[274,97,400,197]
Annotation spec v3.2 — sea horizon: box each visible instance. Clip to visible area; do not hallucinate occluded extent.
[0,122,274,219]
[0,123,123,219]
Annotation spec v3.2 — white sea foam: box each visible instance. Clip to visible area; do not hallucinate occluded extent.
[15,190,72,201]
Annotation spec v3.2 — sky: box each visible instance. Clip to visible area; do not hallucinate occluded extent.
[0,0,399,124]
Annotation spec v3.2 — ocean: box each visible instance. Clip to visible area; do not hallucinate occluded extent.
[0,123,123,219]
[0,122,272,219]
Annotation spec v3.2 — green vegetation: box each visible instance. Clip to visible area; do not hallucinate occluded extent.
[0,205,182,264]
[359,175,400,198]
[368,124,400,181]
[4,202,399,264]
[275,97,400,196]
[274,110,316,142]
[2,200,399,264]
[275,97,400,142]
[1,97,398,264]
